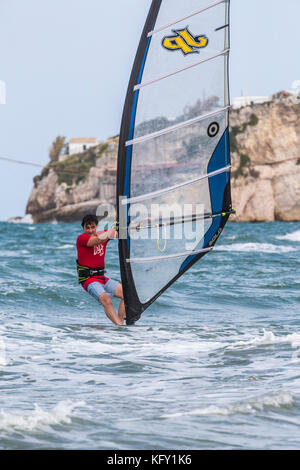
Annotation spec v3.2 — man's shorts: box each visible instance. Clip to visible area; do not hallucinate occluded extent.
[87,279,119,301]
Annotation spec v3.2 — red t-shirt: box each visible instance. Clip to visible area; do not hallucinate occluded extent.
[76,231,110,291]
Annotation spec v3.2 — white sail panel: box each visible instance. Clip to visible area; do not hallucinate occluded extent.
[131,220,211,303]
[130,112,227,199]
[133,54,227,139]
[152,0,226,32]
[127,169,229,303]
[141,2,227,86]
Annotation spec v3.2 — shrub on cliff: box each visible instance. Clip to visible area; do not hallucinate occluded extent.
[49,136,67,162]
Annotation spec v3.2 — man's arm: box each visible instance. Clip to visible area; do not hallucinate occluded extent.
[87,226,117,247]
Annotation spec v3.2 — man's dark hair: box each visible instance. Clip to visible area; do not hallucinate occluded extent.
[81,214,99,228]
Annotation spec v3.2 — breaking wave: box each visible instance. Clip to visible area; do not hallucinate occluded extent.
[227,329,300,350]
[0,401,85,433]
[216,242,296,253]
[276,230,300,242]
[161,391,296,419]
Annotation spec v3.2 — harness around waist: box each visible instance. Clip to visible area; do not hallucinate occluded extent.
[76,260,106,284]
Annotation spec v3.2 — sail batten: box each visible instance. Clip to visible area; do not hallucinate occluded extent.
[127,247,212,264]
[147,0,226,37]
[126,106,230,146]
[117,0,232,325]
[134,49,229,91]
[126,209,235,232]
[122,165,231,205]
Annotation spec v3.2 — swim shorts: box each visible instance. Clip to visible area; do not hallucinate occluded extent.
[87,279,119,301]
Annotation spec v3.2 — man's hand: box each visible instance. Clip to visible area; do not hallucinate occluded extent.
[86,226,118,247]
[99,226,118,239]
[108,229,118,239]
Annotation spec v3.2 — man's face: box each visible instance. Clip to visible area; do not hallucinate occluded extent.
[83,222,98,236]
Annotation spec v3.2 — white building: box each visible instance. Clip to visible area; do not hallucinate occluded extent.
[67,137,99,155]
[233,95,271,109]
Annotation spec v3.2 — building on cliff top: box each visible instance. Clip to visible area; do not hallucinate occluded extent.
[233,95,272,109]
[67,137,99,155]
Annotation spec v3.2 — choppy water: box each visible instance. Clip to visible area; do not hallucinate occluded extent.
[0,220,299,450]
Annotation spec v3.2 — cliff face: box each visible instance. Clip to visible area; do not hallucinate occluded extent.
[26,93,300,223]
[229,93,300,222]
[26,138,118,222]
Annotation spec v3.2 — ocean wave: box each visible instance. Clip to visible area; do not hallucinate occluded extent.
[276,230,300,242]
[227,329,300,350]
[56,244,74,250]
[215,242,296,253]
[0,400,85,433]
[7,214,33,224]
[161,391,296,418]
[0,250,29,258]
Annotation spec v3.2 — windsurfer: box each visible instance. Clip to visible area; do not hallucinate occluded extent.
[76,214,125,326]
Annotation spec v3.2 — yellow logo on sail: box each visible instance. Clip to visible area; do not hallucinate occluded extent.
[162,28,208,55]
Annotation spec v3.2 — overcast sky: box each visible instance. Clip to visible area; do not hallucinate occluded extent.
[0,0,299,220]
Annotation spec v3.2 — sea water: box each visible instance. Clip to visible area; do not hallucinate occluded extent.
[0,220,299,450]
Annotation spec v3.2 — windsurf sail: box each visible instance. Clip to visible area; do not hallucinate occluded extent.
[117,0,233,325]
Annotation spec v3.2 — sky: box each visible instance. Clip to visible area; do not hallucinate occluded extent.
[0,0,299,221]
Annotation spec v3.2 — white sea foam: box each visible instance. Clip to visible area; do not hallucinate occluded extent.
[0,400,85,432]
[276,230,300,242]
[291,349,300,363]
[161,391,295,419]
[0,249,29,257]
[7,214,33,224]
[216,242,296,253]
[0,250,20,257]
[0,338,7,366]
[56,244,74,250]
[50,327,223,361]
[228,329,300,350]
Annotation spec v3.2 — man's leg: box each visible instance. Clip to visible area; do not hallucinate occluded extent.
[87,281,124,326]
[113,283,126,323]
[98,292,124,326]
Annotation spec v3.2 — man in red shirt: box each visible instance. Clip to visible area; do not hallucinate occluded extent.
[76,214,125,326]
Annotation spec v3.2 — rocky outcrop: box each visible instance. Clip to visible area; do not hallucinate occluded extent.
[229,92,300,221]
[26,93,300,223]
[26,138,118,222]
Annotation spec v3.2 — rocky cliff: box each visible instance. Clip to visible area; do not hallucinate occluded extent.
[26,138,118,223]
[230,92,300,221]
[26,93,300,223]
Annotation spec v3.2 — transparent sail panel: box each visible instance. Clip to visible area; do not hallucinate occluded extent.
[127,177,214,304]
[141,3,227,85]
[153,0,226,32]
[134,54,226,139]
[128,173,213,225]
[129,213,212,259]
[130,112,226,198]
[129,218,212,304]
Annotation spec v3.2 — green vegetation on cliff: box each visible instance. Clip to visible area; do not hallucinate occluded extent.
[230,113,259,178]
[230,113,259,154]
[33,142,108,187]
